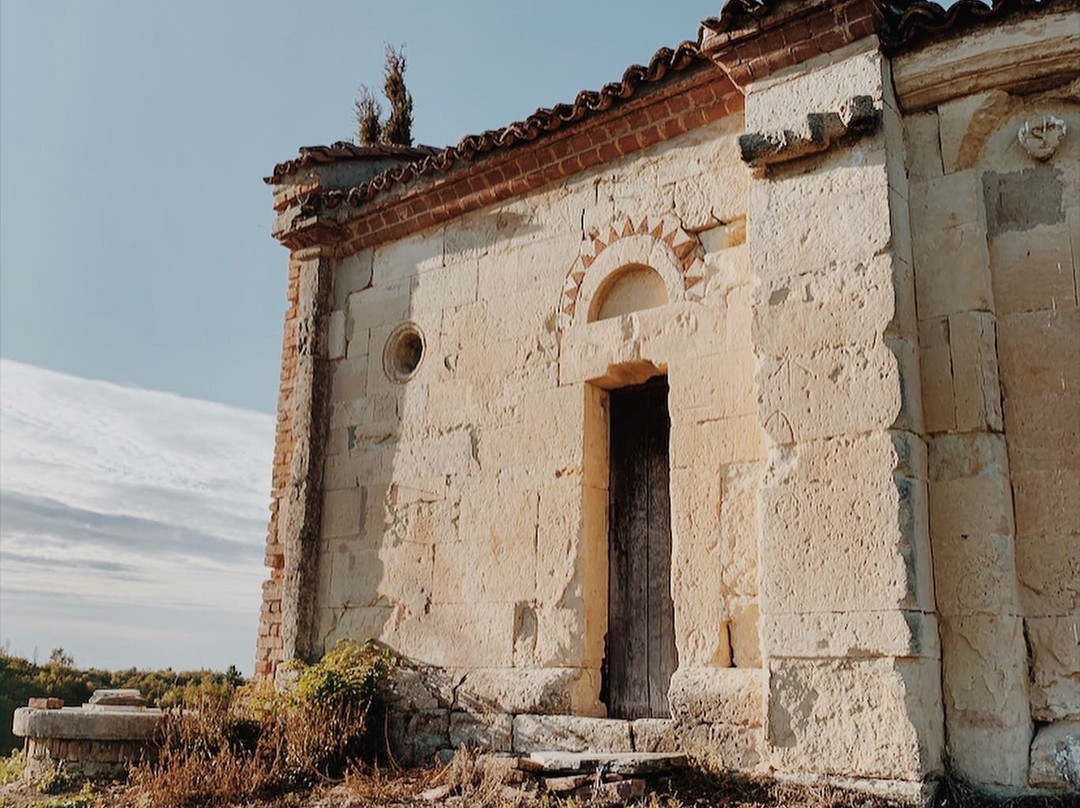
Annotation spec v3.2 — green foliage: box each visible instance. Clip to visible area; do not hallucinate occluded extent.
[0,749,25,785]
[292,638,392,709]
[355,85,382,145]
[354,44,413,147]
[381,44,413,146]
[32,764,81,795]
[26,783,95,808]
[0,649,247,755]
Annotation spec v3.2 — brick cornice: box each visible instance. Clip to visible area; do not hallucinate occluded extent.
[701,0,878,89]
[278,65,742,255]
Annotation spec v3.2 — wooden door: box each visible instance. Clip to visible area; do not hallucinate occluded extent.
[604,376,677,719]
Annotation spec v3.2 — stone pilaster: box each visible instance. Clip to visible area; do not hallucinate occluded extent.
[278,248,334,667]
[743,41,943,781]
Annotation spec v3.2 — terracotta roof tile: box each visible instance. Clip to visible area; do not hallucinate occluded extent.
[266,143,438,184]
[269,0,1075,214]
[700,0,1076,54]
[270,39,705,210]
[873,0,1076,53]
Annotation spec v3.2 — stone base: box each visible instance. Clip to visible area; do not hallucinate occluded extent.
[388,709,764,771]
[772,772,939,807]
[24,737,155,779]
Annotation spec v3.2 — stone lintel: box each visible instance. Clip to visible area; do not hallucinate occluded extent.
[13,706,161,742]
[892,9,1080,112]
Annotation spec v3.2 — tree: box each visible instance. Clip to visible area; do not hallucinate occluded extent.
[354,85,382,145]
[355,44,414,147]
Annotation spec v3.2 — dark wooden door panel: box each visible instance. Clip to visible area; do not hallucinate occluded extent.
[606,376,676,720]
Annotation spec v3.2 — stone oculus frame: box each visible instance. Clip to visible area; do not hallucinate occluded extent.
[259,0,1080,798]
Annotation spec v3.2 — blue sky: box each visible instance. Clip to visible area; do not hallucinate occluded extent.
[0,0,726,673]
[1,0,721,414]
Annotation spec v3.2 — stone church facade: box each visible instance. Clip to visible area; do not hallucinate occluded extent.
[257,0,1080,796]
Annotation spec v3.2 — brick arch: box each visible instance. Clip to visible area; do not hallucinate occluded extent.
[558,215,706,332]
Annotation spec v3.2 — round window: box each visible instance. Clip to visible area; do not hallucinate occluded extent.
[383,323,425,382]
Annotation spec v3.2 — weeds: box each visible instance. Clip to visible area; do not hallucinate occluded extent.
[32,765,83,796]
[0,750,24,785]
[26,782,95,808]
[124,640,393,808]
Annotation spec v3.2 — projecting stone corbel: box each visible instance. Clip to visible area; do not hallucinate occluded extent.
[738,95,880,174]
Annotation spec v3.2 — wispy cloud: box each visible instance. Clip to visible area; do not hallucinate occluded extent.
[0,359,274,673]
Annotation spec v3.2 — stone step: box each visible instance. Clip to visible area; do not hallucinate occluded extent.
[517,751,687,776]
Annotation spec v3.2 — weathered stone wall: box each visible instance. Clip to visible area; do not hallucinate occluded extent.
[905,61,1079,790]
[259,3,1080,795]
[742,40,942,786]
[311,106,768,764]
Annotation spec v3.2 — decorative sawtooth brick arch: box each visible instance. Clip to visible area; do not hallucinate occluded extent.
[557,214,706,333]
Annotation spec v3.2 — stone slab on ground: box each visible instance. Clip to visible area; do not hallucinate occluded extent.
[517,751,688,775]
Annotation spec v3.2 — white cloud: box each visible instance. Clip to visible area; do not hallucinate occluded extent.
[0,359,274,674]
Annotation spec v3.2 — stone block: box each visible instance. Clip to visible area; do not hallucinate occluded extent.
[729,601,762,668]
[717,282,753,355]
[903,110,943,181]
[512,715,632,754]
[759,611,940,660]
[998,307,1080,399]
[938,615,1032,787]
[321,488,363,538]
[918,316,956,434]
[936,90,1015,175]
[667,668,765,727]
[453,668,602,716]
[927,432,1008,482]
[991,224,1076,316]
[411,260,479,313]
[332,250,373,311]
[748,152,892,279]
[347,324,370,360]
[669,351,756,418]
[434,486,538,604]
[756,343,900,444]
[1012,469,1080,540]
[319,535,433,618]
[372,229,443,287]
[754,255,896,358]
[766,657,942,779]
[670,413,764,468]
[348,279,410,330]
[388,709,449,766]
[1016,530,1080,616]
[328,310,346,360]
[394,604,515,668]
[913,222,994,320]
[745,47,887,133]
[759,473,913,613]
[910,173,993,320]
[928,472,1015,544]
[948,311,1002,432]
[1029,721,1080,789]
[911,170,984,228]
[931,527,1019,617]
[631,720,762,770]
[12,706,161,742]
[1027,615,1080,721]
[448,712,513,752]
[1003,393,1080,472]
[330,357,368,402]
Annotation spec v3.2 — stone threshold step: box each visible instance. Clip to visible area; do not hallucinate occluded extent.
[518,751,688,775]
